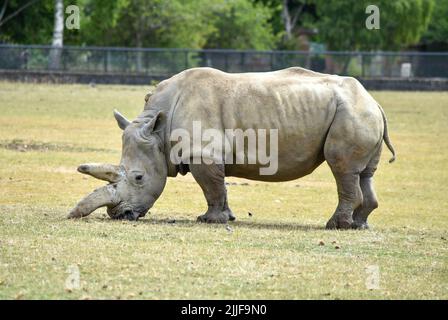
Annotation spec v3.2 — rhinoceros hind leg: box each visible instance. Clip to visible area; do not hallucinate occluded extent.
[352,158,380,229]
[325,172,362,230]
[323,103,381,230]
[190,163,235,224]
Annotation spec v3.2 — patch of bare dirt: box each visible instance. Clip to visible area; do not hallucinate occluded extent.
[0,139,115,153]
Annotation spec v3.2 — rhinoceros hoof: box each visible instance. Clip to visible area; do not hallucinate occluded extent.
[325,216,353,230]
[352,220,370,230]
[197,211,230,224]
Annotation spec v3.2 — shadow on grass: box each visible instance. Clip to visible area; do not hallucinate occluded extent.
[63,211,327,233]
[134,217,326,232]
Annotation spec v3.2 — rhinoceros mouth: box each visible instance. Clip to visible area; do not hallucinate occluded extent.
[107,202,148,221]
[107,202,129,220]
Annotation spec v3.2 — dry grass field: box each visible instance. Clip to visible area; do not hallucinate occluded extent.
[0,82,447,299]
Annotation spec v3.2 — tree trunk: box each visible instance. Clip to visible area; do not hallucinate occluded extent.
[281,0,304,47]
[48,0,64,70]
[281,0,293,41]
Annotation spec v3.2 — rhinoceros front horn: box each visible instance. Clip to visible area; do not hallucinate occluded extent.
[77,163,122,183]
[67,184,119,219]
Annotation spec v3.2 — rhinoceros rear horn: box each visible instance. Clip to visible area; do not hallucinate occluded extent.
[67,185,119,219]
[114,109,131,130]
[77,163,122,183]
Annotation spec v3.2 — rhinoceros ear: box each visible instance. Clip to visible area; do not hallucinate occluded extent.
[141,111,164,137]
[114,109,131,130]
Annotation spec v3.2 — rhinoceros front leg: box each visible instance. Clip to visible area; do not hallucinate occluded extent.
[189,163,235,223]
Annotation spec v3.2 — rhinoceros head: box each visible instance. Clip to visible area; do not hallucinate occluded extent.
[68,110,167,220]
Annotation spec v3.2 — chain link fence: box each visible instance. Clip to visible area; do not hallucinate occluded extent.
[1,44,447,78]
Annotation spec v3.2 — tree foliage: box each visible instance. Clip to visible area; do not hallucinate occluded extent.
[67,0,276,49]
[313,0,434,50]
[0,0,54,43]
[255,0,317,49]
[421,0,448,49]
[204,0,277,49]
[0,0,441,52]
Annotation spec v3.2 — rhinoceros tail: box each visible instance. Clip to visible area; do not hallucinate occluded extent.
[377,104,396,163]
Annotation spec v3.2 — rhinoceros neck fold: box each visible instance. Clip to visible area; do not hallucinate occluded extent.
[163,92,182,177]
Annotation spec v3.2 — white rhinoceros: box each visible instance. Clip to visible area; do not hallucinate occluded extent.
[68,67,395,229]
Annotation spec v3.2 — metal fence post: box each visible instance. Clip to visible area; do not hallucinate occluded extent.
[361,53,365,78]
[104,50,108,73]
[124,51,128,72]
[145,50,149,75]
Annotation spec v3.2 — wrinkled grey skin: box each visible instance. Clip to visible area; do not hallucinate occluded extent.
[68,67,395,229]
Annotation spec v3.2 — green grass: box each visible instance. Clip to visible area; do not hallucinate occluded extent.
[0,82,447,299]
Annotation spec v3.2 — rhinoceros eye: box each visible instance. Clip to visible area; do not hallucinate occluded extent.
[130,171,145,184]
